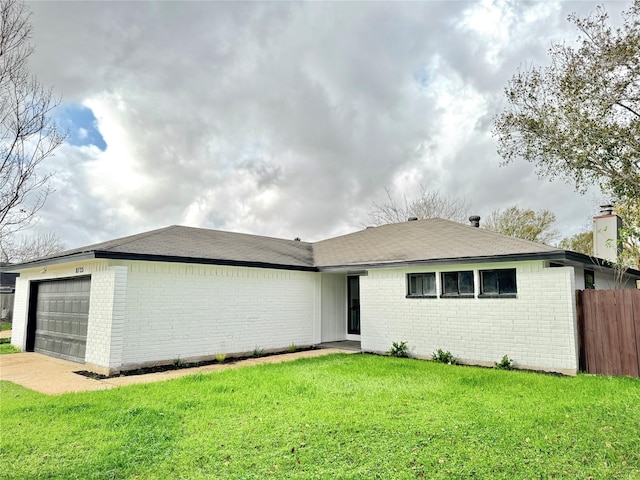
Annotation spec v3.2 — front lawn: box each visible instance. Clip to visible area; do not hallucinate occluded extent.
[0,338,19,354]
[1,354,638,479]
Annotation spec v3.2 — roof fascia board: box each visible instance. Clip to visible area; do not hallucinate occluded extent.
[93,251,318,272]
[563,251,640,277]
[2,252,98,272]
[318,250,640,277]
[317,251,565,272]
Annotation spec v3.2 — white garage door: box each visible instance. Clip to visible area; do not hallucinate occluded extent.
[33,277,91,363]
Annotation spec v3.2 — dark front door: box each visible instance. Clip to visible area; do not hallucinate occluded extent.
[347,276,360,335]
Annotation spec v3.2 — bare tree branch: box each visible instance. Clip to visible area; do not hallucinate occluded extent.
[0,230,65,263]
[366,186,472,226]
[0,0,65,236]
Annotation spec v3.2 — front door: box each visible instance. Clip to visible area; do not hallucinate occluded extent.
[347,276,360,335]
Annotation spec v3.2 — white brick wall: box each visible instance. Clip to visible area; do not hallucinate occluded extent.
[360,261,579,374]
[85,266,128,371]
[10,278,29,350]
[116,261,321,369]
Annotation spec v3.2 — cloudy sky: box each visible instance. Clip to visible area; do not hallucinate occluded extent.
[25,0,630,249]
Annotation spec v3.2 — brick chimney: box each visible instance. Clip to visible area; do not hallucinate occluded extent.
[593,204,622,263]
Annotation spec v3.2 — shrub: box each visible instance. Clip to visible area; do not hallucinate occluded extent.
[288,343,297,353]
[432,349,459,365]
[215,353,226,363]
[252,346,265,358]
[389,341,409,358]
[173,358,184,368]
[494,355,514,370]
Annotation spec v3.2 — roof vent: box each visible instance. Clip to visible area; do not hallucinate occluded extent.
[407,217,418,221]
[599,204,614,216]
[469,215,481,227]
[294,237,301,241]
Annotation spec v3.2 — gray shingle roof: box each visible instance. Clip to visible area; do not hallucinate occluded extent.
[313,218,560,268]
[12,219,565,271]
[44,225,316,270]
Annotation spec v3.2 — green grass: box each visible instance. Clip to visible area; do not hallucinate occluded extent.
[1,322,12,331]
[0,337,19,354]
[0,343,20,354]
[1,354,639,479]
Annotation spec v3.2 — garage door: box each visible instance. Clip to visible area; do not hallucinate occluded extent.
[32,277,91,363]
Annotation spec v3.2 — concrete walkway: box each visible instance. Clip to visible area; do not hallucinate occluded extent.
[0,347,357,395]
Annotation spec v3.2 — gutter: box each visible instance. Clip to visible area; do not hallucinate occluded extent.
[317,250,640,277]
[2,250,318,273]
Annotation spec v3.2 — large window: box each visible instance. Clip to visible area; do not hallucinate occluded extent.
[407,273,436,298]
[480,269,517,297]
[440,271,474,297]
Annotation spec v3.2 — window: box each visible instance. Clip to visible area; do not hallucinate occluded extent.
[480,269,517,297]
[440,271,474,297]
[407,273,436,298]
[584,270,595,289]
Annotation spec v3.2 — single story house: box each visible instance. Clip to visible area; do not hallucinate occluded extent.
[7,215,640,376]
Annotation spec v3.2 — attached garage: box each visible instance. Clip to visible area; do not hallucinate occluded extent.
[26,277,91,363]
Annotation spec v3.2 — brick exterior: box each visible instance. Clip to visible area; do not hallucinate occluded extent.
[11,256,632,376]
[85,266,128,372]
[115,261,321,371]
[9,277,29,348]
[360,261,579,374]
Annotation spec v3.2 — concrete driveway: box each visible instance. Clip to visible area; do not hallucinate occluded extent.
[0,347,357,395]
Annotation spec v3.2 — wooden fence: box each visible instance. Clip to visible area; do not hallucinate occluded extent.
[576,289,640,377]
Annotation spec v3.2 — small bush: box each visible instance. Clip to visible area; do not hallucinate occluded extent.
[288,343,297,353]
[389,341,409,358]
[252,346,265,358]
[432,349,459,365]
[173,358,184,368]
[215,353,226,363]
[494,355,514,370]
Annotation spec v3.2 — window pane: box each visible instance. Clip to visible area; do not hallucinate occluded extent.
[498,269,517,294]
[409,275,419,295]
[408,273,436,296]
[482,271,499,294]
[423,273,436,295]
[459,271,474,294]
[584,270,595,289]
[442,272,458,294]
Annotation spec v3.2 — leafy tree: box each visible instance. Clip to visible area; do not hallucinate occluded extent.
[483,206,559,245]
[0,0,65,236]
[559,231,593,255]
[0,231,65,263]
[366,186,471,226]
[615,197,640,269]
[493,1,640,200]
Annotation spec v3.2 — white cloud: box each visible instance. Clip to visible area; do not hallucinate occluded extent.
[21,0,631,248]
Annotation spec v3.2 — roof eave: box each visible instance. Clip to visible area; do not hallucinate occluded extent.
[93,251,318,272]
[316,250,640,276]
[4,250,318,273]
[2,251,99,271]
[316,251,563,272]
